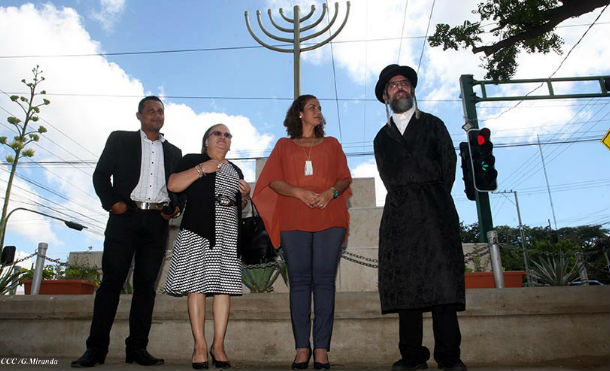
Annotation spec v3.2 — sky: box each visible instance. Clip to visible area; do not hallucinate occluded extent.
[0,0,608,268]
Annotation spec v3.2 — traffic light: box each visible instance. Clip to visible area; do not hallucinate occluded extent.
[467,128,498,191]
[459,142,476,200]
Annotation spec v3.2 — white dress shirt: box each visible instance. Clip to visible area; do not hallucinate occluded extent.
[130,130,170,204]
[392,105,416,136]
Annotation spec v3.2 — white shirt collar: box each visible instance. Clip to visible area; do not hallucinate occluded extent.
[391,105,416,135]
[139,129,165,143]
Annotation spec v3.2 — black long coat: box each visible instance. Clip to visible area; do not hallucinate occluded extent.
[374,112,465,314]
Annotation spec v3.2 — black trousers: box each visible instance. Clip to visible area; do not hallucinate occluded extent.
[280,227,345,351]
[86,210,168,353]
[398,304,461,366]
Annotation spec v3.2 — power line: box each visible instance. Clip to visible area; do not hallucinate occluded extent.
[0,23,606,60]
[326,0,343,141]
[397,0,409,62]
[487,5,609,121]
[416,0,436,74]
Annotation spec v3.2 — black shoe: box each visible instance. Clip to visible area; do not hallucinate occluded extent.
[291,347,312,369]
[210,347,231,369]
[125,349,164,366]
[71,349,106,368]
[437,360,467,371]
[192,361,209,369]
[391,359,428,370]
[313,349,330,369]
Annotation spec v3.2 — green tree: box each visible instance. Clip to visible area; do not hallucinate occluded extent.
[0,66,49,249]
[427,0,610,80]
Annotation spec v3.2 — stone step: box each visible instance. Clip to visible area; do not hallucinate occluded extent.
[0,287,607,368]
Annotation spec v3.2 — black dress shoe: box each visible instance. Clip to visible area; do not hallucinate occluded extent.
[437,360,467,371]
[391,359,428,370]
[291,347,312,369]
[192,361,209,369]
[210,347,231,369]
[71,349,106,368]
[125,349,164,366]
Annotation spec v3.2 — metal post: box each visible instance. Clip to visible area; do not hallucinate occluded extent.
[293,5,301,99]
[487,230,504,288]
[576,252,589,285]
[459,74,494,242]
[513,191,532,286]
[30,242,48,295]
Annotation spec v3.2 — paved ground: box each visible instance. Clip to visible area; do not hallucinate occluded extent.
[0,358,607,371]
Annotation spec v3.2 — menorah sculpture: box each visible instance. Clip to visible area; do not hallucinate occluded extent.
[245,2,350,99]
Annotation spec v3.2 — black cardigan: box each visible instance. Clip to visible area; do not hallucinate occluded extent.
[175,153,244,253]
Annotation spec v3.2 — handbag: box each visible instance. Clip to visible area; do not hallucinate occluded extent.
[240,203,276,265]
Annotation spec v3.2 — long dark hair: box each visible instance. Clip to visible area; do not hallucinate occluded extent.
[283,94,325,139]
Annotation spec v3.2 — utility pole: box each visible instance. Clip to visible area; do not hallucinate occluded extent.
[245,2,350,99]
[537,134,558,229]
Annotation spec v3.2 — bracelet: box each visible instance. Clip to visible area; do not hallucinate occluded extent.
[330,186,339,199]
[194,164,204,178]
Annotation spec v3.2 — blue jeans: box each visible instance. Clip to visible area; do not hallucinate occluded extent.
[281,227,345,351]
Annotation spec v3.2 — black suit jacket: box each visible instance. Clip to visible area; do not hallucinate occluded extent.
[92,130,184,212]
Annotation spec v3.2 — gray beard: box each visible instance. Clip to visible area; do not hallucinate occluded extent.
[390,97,413,113]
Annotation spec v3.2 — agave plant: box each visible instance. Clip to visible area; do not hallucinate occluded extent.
[0,264,26,295]
[530,254,579,286]
[242,258,288,293]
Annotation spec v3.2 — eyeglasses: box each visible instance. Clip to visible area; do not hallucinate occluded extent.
[211,130,232,139]
[386,79,411,90]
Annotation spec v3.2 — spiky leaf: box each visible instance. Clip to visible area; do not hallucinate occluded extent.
[43,98,50,105]
[0,136,6,145]
[10,95,18,102]
[6,155,14,163]
[38,126,47,133]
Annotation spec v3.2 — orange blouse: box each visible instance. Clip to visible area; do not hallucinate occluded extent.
[252,137,352,248]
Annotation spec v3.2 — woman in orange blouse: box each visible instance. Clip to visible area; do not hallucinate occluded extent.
[252,94,351,370]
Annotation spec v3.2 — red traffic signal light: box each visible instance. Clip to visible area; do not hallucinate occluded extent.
[467,128,497,192]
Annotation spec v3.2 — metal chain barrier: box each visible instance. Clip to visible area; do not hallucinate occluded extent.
[341,250,378,268]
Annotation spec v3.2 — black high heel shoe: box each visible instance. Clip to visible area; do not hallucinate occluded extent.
[210,347,231,369]
[313,349,330,369]
[292,347,312,369]
[192,361,209,370]
[192,349,209,369]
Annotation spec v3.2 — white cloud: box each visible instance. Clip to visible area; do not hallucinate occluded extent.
[0,3,274,250]
[162,103,275,181]
[91,0,126,32]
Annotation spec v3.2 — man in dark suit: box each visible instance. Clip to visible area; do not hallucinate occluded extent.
[72,96,182,368]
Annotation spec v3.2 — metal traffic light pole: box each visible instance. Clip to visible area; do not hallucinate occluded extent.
[460,75,493,242]
[458,73,610,243]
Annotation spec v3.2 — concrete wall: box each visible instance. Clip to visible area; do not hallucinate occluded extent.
[0,287,608,368]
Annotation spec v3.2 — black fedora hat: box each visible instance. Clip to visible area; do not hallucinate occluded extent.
[374,64,417,103]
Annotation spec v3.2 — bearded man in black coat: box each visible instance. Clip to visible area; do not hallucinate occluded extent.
[373,64,467,371]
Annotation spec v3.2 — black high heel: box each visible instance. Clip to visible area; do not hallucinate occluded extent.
[291,347,312,369]
[192,349,209,369]
[192,361,209,369]
[313,349,330,369]
[210,346,231,369]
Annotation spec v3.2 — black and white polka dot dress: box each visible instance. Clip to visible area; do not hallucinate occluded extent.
[164,162,242,296]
